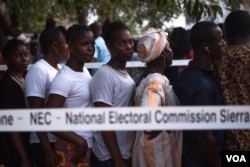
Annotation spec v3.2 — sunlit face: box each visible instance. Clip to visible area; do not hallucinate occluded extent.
[208,26,225,59]
[70,31,95,63]
[108,29,134,62]
[5,45,29,72]
[56,34,70,61]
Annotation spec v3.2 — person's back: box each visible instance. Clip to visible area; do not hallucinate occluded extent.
[219,10,250,105]
[218,10,250,151]
[176,64,222,106]
[94,36,111,63]
[174,21,225,167]
[132,28,182,167]
[165,27,193,86]
[175,62,224,167]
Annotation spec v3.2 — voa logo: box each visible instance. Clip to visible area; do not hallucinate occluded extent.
[226,155,247,163]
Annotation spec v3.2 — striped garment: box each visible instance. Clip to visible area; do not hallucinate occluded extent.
[132,73,182,167]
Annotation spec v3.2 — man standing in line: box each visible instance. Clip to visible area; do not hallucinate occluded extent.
[218,10,250,152]
[174,21,225,167]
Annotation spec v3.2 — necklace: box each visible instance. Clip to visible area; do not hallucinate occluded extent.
[107,62,128,76]
[9,73,24,86]
[115,68,128,75]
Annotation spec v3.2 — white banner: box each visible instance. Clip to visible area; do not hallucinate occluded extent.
[0,106,250,131]
[0,60,191,71]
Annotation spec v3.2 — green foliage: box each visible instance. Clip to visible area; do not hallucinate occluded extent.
[183,0,223,21]
[0,0,245,34]
[3,0,71,33]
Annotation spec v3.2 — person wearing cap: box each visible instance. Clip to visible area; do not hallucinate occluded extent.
[132,28,182,167]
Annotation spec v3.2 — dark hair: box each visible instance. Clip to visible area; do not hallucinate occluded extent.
[102,21,130,43]
[102,18,112,35]
[57,25,67,37]
[2,39,25,58]
[189,21,218,50]
[45,18,56,29]
[66,24,92,42]
[170,27,192,59]
[89,22,101,30]
[217,23,225,39]
[39,27,62,54]
[224,10,250,41]
[89,22,101,38]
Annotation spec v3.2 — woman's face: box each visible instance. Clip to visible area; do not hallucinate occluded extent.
[107,29,134,62]
[70,31,95,63]
[6,45,29,72]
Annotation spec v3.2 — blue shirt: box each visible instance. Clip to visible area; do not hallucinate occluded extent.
[174,61,222,105]
[173,61,224,167]
[91,36,111,75]
[94,36,111,63]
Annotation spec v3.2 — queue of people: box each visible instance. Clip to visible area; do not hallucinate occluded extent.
[0,9,250,167]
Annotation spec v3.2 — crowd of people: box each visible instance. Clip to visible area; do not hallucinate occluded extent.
[0,9,250,167]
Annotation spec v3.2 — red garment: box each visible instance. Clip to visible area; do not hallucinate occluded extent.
[55,138,92,167]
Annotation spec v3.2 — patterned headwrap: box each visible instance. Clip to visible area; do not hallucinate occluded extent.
[137,28,168,63]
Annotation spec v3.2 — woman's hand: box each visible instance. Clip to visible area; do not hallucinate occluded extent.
[71,139,88,164]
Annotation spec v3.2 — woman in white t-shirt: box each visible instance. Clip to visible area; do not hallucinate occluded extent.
[46,24,95,167]
[90,21,135,167]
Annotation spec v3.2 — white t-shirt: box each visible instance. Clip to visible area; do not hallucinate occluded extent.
[25,59,58,143]
[90,64,135,161]
[49,65,93,147]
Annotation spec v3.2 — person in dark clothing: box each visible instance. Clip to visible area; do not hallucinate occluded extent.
[165,27,193,86]
[174,21,225,167]
[0,39,32,167]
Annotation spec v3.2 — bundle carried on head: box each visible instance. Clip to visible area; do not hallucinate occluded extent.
[137,28,168,63]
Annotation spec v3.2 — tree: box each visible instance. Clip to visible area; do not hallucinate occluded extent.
[0,0,246,35]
